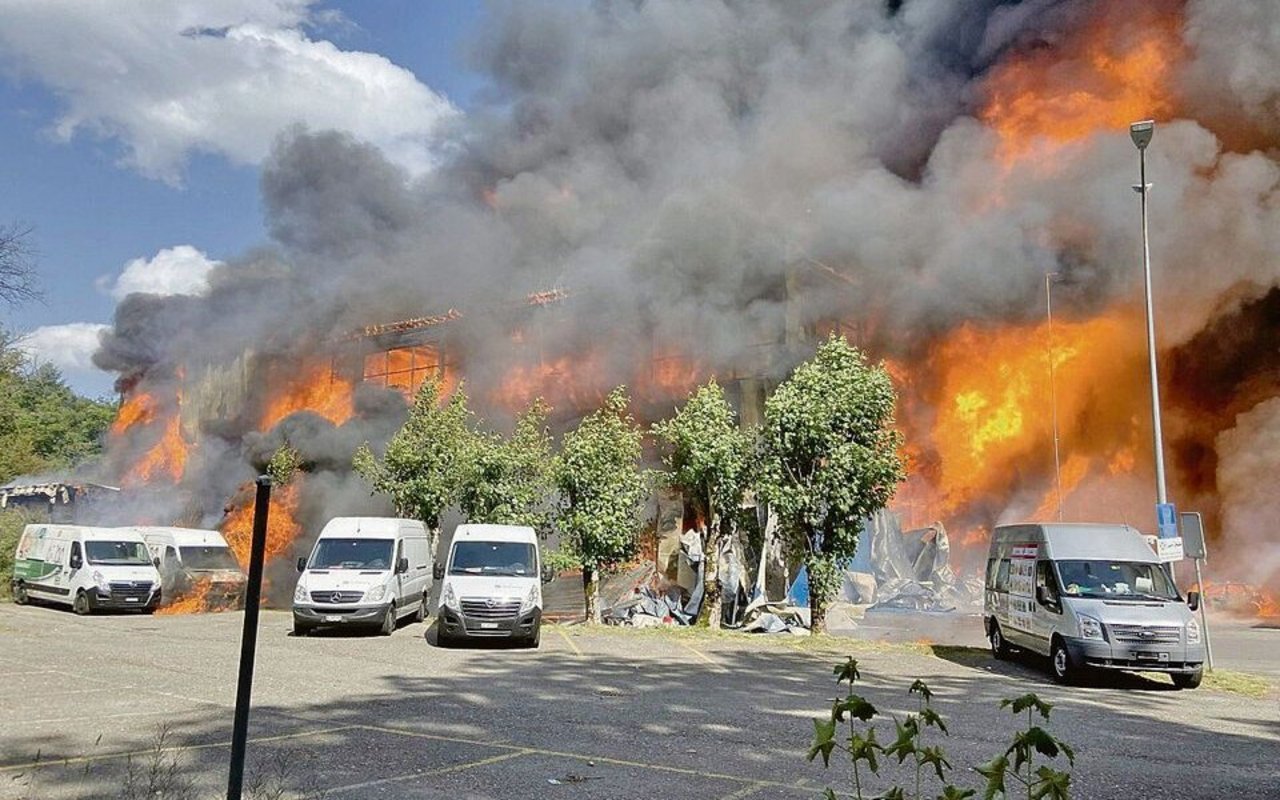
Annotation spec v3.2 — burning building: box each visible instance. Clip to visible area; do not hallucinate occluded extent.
[90,0,1280,609]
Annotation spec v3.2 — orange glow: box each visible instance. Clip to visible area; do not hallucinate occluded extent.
[492,353,607,413]
[260,359,355,429]
[928,313,1136,514]
[110,392,155,436]
[1031,452,1090,521]
[111,385,190,487]
[981,2,1183,164]
[644,352,704,401]
[220,481,302,571]
[157,577,212,616]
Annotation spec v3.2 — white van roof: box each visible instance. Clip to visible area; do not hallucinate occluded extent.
[318,517,425,539]
[452,524,537,544]
[33,525,148,542]
[993,522,1155,562]
[134,527,230,548]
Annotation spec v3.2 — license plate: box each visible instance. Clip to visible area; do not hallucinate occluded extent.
[324,615,342,623]
[479,622,498,629]
[125,597,139,603]
[1135,651,1168,661]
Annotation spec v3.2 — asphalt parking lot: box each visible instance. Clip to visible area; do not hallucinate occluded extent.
[1,604,1277,799]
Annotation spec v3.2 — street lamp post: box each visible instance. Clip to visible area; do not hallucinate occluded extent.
[1129,120,1168,509]
[1045,272,1064,521]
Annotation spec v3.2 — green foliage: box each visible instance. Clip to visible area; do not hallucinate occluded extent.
[353,376,474,532]
[0,508,41,600]
[0,327,116,484]
[758,335,905,631]
[652,379,752,627]
[808,659,1074,800]
[458,398,557,531]
[265,445,303,486]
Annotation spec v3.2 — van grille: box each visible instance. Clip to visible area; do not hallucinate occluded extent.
[108,581,154,602]
[1108,623,1181,644]
[460,598,521,620]
[310,590,363,604]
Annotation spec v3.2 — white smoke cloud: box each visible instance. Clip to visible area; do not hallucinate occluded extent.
[20,322,109,371]
[0,0,458,183]
[100,245,221,300]
[1215,398,1280,588]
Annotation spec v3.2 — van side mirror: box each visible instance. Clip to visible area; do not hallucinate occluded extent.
[69,554,83,570]
[541,565,555,584]
[296,557,307,573]
[396,557,409,574]
[432,562,445,581]
[1187,590,1200,612]
[1035,585,1047,604]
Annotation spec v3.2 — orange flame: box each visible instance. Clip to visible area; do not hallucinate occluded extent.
[260,359,355,430]
[111,386,189,487]
[156,577,212,616]
[981,2,1183,165]
[220,481,303,571]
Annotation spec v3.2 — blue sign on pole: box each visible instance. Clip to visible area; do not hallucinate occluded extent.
[1156,503,1178,539]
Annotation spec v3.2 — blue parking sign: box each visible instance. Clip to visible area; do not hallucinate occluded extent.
[1156,503,1178,539]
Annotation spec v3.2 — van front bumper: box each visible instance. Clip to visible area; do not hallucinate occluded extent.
[438,605,540,640]
[1063,636,1205,673]
[293,603,386,627]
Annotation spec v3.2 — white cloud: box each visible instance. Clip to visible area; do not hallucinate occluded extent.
[20,323,109,371]
[0,1,458,183]
[100,245,220,300]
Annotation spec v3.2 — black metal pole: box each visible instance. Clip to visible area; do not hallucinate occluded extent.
[227,475,272,800]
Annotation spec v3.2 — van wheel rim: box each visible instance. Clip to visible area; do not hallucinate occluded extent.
[1054,648,1067,675]
[991,630,1001,652]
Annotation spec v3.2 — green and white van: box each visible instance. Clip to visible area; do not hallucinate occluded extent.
[11,524,162,614]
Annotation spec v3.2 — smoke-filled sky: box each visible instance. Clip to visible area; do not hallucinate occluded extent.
[4,0,1280,587]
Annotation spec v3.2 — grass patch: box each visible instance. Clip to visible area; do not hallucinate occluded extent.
[1201,669,1273,698]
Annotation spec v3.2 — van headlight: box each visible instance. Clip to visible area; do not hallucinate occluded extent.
[92,571,111,593]
[519,584,539,614]
[440,583,459,611]
[293,583,307,603]
[364,585,387,603]
[1186,618,1201,643]
[1078,615,1105,641]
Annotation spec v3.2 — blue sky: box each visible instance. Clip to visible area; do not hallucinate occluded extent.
[0,1,489,397]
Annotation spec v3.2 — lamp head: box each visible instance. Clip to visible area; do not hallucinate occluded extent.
[1130,119,1154,151]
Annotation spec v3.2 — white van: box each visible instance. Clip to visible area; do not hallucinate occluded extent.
[434,524,552,648]
[136,527,247,607]
[984,522,1206,688]
[291,517,432,636]
[11,524,162,614]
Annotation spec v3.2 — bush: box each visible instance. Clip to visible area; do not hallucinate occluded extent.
[0,508,41,601]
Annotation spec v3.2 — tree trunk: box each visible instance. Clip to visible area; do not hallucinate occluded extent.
[809,586,828,635]
[697,515,723,630]
[583,565,601,624]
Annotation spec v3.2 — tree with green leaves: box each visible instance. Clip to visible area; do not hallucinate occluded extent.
[758,335,905,633]
[353,376,474,544]
[555,386,647,623]
[652,379,751,629]
[459,398,557,531]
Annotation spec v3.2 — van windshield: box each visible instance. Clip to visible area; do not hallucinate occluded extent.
[450,542,536,577]
[86,541,152,566]
[179,546,241,571]
[308,539,393,570]
[1057,560,1178,600]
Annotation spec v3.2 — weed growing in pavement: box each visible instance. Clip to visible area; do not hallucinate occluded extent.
[808,657,1076,800]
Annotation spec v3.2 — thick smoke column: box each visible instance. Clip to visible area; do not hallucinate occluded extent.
[92,0,1280,594]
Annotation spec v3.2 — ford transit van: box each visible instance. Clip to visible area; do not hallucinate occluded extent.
[12,525,162,614]
[291,517,432,636]
[984,522,1205,687]
[434,524,552,647]
[136,526,247,608]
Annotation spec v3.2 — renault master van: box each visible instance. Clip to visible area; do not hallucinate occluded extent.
[12,525,162,614]
[136,527,247,608]
[291,517,432,636]
[434,524,552,647]
[984,522,1205,687]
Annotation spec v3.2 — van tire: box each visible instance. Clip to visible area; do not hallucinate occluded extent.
[1172,668,1203,690]
[1050,638,1076,684]
[379,604,396,636]
[73,590,93,616]
[524,622,541,649]
[293,619,312,637]
[13,582,28,605]
[989,621,1009,660]
[413,593,427,623]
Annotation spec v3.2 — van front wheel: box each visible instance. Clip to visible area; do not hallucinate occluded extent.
[989,622,1009,660]
[73,590,93,616]
[1050,639,1076,684]
[379,604,396,636]
[1172,668,1203,690]
[13,582,28,605]
[413,593,427,623]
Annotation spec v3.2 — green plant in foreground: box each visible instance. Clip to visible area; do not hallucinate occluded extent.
[809,658,1074,799]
